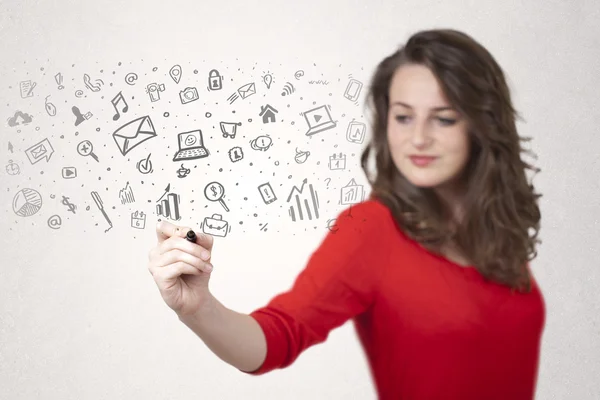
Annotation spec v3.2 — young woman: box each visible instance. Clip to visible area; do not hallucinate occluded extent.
[148,28,546,399]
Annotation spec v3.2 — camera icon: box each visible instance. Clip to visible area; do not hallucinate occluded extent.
[179,87,199,104]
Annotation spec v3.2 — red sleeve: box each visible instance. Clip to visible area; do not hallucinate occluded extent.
[241,200,390,375]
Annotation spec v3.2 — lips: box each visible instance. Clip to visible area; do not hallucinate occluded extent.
[409,156,437,166]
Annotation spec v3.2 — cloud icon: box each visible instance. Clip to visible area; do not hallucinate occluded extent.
[7,110,33,127]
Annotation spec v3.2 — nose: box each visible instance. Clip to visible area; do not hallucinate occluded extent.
[410,122,433,148]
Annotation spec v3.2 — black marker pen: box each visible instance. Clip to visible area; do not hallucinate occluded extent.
[185,229,197,243]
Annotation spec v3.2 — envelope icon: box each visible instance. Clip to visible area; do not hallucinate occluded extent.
[237,82,256,99]
[112,116,157,156]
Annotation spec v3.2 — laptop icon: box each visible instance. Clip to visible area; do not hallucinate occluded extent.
[172,130,210,161]
[303,105,336,136]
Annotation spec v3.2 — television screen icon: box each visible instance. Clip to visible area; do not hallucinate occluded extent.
[62,167,77,179]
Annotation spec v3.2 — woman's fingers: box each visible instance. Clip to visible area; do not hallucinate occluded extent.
[156,220,193,243]
[158,235,211,261]
[154,261,203,282]
[157,248,213,273]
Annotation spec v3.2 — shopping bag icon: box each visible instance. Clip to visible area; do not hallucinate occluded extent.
[340,178,365,205]
[202,214,229,237]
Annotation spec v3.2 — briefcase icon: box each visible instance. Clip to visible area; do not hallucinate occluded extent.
[202,214,229,237]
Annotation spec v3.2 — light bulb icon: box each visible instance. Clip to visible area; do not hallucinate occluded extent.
[263,74,273,89]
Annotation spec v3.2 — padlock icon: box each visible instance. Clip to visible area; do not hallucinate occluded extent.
[208,69,222,91]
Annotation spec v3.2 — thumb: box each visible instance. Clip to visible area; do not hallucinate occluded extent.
[193,231,214,252]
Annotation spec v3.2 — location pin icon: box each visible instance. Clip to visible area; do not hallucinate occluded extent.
[169,65,182,84]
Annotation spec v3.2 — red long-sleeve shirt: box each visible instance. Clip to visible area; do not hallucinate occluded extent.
[243,199,546,399]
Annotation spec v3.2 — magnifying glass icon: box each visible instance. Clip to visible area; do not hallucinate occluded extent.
[204,181,229,212]
[77,140,99,162]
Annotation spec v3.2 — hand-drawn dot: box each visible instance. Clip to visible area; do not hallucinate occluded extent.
[17,130,21,133]
[219,168,223,172]
[300,97,303,100]
[152,67,158,72]
[96,127,101,132]
[244,197,248,200]
[329,93,332,96]
[40,67,44,71]
[248,118,252,122]
[60,135,64,139]
[164,112,170,117]
[193,70,198,74]
[40,170,44,174]
[253,213,258,217]
[274,161,279,166]
[291,121,295,125]
[205,112,212,118]
[288,175,292,179]
[118,62,122,66]
[74,132,79,136]
[342,114,346,117]
[239,221,244,225]
[35,126,40,131]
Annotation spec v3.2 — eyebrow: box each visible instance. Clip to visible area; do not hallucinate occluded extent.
[391,101,454,112]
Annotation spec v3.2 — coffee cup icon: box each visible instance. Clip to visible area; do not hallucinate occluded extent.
[177,164,190,178]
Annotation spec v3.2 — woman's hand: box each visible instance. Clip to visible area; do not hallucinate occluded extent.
[148,220,215,316]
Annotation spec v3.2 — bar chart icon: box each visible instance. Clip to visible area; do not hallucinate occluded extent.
[156,192,181,221]
[286,178,320,222]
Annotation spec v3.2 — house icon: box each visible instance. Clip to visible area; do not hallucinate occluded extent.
[259,104,278,123]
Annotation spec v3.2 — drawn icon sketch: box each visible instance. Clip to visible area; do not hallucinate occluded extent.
[55,73,64,90]
[294,148,310,164]
[77,140,100,162]
[146,83,165,102]
[201,214,230,237]
[228,146,244,162]
[6,159,20,175]
[83,74,104,92]
[45,96,57,116]
[125,73,138,85]
[136,153,153,174]
[263,73,273,89]
[286,178,319,222]
[119,181,135,204]
[281,82,295,96]
[258,182,277,204]
[7,110,33,127]
[74,90,84,98]
[179,87,199,104]
[172,130,209,161]
[8,142,13,154]
[91,191,113,233]
[72,106,92,127]
[340,179,365,205]
[303,105,336,136]
[259,104,278,123]
[250,135,272,151]
[344,78,363,102]
[176,164,190,178]
[329,153,346,170]
[48,214,62,229]
[111,91,129,121]
[156,185,181,221]
[169,65,182,84]
[112,116,157,156]
[19,80,37,98]
[61,195,77,214]
[204,181,229,212]
[131,211,146,229]
[25,138,54,164]
[326,218,339,233]
[294,70,304,80]
[62,167,77,179]
[220,121,241,138]
[13,188,42,217]
[208,69,222,90]
[346,120,366,144]
[228,82,256,104]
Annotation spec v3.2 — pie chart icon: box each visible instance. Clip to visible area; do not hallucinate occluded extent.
[12,188,43,217]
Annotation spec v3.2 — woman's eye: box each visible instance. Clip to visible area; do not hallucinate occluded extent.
[438,118,456,126]
[395,115,408,123]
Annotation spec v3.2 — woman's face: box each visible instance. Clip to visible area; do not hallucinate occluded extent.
[386,64,471,192]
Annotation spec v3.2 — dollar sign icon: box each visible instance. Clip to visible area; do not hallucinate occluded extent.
[211,185,218,197]
[61,195,77,214]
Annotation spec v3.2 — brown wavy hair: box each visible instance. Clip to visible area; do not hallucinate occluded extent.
[360,28,542,293]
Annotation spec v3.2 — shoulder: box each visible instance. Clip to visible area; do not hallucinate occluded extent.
[331,198,396,236]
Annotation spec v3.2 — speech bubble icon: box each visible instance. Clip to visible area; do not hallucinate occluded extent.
[24,138,54,164]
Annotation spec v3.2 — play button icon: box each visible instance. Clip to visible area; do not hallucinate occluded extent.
[313,114,322,123]
[62,167,77,179]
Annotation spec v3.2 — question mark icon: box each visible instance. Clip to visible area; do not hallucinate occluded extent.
[325,178,331,188]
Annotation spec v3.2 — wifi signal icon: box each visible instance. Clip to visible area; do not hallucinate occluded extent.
[281,82,295,96]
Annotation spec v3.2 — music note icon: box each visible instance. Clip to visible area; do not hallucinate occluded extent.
[111,91,129,121]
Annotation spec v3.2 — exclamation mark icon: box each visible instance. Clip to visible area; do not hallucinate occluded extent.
[55,73,64,90]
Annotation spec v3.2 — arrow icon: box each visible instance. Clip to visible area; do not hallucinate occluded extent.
[156,183,171,202]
